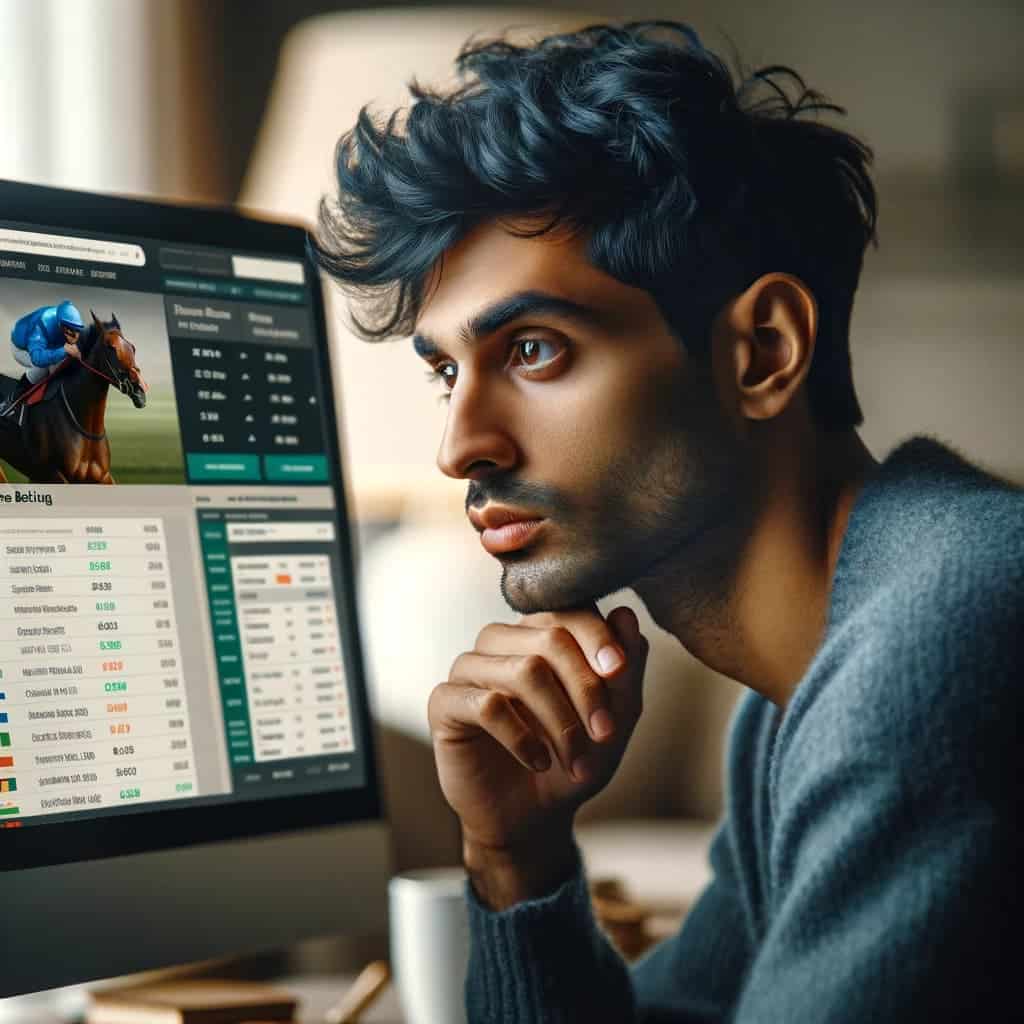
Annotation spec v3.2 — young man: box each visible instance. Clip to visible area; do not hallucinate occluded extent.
[311,20,1023,1022]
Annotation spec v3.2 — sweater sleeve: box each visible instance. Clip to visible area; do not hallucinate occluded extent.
[464,844,635,1023]
[464,694,766,1024]
[464,822,756,1023]
[26,322,67,367]
[732,567,1023,1022]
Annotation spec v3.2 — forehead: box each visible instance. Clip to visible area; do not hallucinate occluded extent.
[414,218,665,347]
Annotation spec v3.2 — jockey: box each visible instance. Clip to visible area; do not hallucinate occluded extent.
[1,300,85,414]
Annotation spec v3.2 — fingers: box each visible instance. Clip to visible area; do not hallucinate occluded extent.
[474,619,618,744]
[520,605,630,679]
[448,651,591,778]
[433,606,650,782]
[428,680,552,774]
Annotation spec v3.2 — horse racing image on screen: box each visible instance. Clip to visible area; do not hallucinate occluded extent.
[0,280,184,484]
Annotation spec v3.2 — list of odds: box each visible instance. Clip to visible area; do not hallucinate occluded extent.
[232,553,354,763]
[0,518,198,821]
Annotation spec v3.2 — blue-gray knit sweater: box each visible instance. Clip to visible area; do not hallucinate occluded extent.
[465,435,1024,1022]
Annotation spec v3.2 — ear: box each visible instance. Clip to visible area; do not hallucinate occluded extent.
[91,309,102,328]
[111,313,120,328]
[712,272,817,428]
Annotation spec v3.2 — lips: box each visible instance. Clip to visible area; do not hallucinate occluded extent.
[479,518,545,554]
[468,505,546,555]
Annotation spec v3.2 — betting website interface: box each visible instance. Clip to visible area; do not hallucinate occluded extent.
[0,222,368,830]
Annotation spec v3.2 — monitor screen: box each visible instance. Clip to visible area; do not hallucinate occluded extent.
[0,182,381,873]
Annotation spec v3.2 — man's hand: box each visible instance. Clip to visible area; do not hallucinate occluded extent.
[64,342,81,359]
[427,604,649,909]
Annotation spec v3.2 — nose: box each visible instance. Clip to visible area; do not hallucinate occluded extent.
[435,372,518,481]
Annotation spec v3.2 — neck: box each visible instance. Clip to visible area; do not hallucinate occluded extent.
[634,428,878,711]
[69,359,109,436]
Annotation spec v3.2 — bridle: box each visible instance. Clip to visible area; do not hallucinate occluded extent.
[79,336,142,397]
[59,334,143,440]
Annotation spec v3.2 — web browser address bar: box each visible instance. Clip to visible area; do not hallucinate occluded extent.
[0,228,146,266]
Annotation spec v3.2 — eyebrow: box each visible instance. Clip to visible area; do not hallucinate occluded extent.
[412,289,606,359]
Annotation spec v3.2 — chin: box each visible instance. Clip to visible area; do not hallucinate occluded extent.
[498,551,633,615]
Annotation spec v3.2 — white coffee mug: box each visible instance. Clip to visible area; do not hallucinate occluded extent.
[388,867,470,1024]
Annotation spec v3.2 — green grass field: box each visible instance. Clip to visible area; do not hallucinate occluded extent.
[0,391,185,484]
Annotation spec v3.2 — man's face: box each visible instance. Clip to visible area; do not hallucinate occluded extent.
[413,218,745,614]
[61,325,80,344]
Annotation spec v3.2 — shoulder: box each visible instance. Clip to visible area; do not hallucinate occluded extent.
[780,522,1022,805]
[28,307,55,335]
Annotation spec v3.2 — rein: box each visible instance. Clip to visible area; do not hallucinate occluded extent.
[59,351,135,441]
[78,356,121,388]
[60,382,106,442]
[5,342,138,428]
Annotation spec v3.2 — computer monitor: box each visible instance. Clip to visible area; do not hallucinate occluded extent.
[0,179,391,999]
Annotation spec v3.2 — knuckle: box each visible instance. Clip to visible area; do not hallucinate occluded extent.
[427,680,452,715]
[543,625,575,658]
[574,673,606,706]
[516,653,550,686]
[477,689,510,726]
[448,651,471,677]
[426,683,450,731]
[474,623,496,649]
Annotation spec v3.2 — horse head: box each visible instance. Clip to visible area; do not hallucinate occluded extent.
[89,310,148,409]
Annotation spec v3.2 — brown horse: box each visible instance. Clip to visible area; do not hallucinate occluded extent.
[0,311,147,484]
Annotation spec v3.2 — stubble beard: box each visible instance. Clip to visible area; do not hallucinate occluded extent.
[496,426,741,615]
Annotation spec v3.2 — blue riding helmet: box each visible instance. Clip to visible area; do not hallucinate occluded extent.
[56,300,84,333]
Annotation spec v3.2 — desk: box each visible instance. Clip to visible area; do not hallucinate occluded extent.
[0,973,406,1024]
[271,972,405,1024]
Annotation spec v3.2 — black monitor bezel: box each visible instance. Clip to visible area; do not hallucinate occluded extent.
[0,178,384,871]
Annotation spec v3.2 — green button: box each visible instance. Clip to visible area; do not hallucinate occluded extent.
[263,454,328,482]
[187,453,261,481]
[164,276,218,294]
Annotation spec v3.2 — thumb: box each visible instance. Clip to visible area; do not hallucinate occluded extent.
[604,605,648,720]
[607,604,646,656]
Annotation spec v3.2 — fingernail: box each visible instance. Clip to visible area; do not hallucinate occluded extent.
[571,757,588,782]
[596,645,624,674]
[590,708,614,741]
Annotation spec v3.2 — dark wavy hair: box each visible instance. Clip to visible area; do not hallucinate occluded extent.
[310,19,879,431]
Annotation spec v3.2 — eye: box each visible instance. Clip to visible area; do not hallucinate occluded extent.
[423,363,457,403]
[510,337,562,370]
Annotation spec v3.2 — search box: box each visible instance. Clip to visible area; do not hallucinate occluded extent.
[232,255,304,285]
[226,522,336,543]
[0,228,145,266]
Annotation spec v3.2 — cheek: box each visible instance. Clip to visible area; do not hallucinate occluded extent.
[532,364,689,487]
